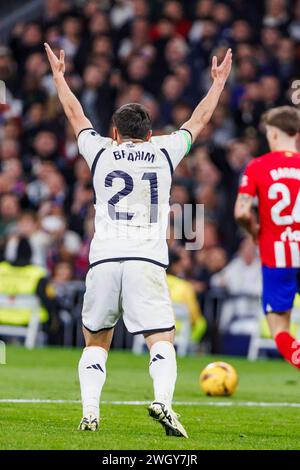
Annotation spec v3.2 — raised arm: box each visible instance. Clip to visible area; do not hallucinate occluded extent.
[44,42,92,137]
[181,49,232,142]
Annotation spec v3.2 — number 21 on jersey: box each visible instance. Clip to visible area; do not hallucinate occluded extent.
[104,170,158,223]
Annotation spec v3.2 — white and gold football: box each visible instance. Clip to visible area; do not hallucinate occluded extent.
[200,361,238,396]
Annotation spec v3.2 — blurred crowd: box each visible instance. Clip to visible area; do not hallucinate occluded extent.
[0,0,300,339]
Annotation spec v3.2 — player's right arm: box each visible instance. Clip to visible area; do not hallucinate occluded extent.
[234,194,259,239]
[151,49,232,172]
[234,161,260,242]
[181,48,232,143]
[44,42,92,137]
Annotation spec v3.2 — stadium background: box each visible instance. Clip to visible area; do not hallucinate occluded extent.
[0,0,299,354]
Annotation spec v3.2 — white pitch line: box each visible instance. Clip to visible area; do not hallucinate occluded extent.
[1,399,300,408]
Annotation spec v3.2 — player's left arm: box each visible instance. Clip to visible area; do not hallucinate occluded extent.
[181,48,232,142]
[44,42,92,137]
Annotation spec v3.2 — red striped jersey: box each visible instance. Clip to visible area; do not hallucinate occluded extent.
[239,151,300,268]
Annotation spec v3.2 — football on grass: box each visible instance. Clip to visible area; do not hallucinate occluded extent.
[200,361,238,396]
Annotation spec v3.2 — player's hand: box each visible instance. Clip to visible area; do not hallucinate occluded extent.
[211,48,232,87]
[44,42,65,77]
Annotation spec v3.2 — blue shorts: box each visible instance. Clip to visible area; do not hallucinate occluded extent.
[262,266,300,314]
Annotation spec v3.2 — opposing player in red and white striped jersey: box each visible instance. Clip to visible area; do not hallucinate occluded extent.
[235,106,300,369]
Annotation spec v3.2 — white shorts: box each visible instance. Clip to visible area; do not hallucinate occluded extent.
[82,260,175,335]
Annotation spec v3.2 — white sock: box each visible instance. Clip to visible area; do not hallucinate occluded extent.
[149,341,177,408]
[78,346,107,420]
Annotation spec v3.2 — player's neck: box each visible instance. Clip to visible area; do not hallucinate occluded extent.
[271,140,298,154]
[119,137,145,144]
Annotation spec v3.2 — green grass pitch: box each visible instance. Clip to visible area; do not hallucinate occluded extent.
[1,346,300,450]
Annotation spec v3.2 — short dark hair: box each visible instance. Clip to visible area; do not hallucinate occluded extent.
[261,106,300,136]
[112,103,152,140]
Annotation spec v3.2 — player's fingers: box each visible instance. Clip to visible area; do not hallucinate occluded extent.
[59,49,65,64]
[44,42,53,55]
[44,42,57,62]
[44,42,51,58]
[220,49,232,72]
[211,55,218,75]
[44,47,54,67]
[212,55,217,71]
[224,48,232,65]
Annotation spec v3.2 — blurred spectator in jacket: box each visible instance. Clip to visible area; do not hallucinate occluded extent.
[0,237,60,343]
[168,251,206,343]
[211,237,261,335]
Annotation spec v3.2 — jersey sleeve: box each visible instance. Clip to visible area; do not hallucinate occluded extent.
[151,129,192,171]
[238,159,258,197]
[77,128,113,169]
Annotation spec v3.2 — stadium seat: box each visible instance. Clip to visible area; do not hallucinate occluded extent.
[132,302,191,356]
[0,294,42,349]
[247,302,300,361]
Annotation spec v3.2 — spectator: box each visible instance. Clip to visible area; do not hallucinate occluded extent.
[0,237,60,343]
[0,193,20,257]
[5,211,51,268]
[211,237,261,334]
[167,251,207,346]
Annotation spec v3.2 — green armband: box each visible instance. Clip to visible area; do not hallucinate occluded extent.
[180,129,192,155]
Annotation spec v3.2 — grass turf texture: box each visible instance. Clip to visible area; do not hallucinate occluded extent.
[0,346,300,450]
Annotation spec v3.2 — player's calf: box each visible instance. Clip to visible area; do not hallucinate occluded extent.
[147,339,177,407]
[275,331,300,369]
[78,344,108,424]
[267,312,300,369]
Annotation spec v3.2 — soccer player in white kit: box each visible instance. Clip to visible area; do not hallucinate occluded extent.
[45,42,232,437]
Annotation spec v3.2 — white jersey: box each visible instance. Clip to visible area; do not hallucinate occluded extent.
[77,128,192,268]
